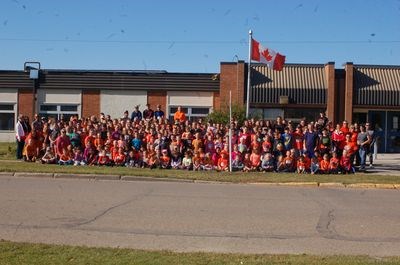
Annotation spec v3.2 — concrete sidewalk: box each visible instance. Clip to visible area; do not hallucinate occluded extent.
[367,153,400,175]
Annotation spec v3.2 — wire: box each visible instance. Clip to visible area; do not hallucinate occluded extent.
[0,38,399,44]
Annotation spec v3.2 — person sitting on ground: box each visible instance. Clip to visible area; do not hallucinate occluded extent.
[202,152,214,171]
[73,148,85,166]
[310,156,320,175]
[113,147,126,166]
[242,153,252,172]
[97,149,112,166]
[170,150,182,169]
[217,152,229,172]
[231,154,244,172]
[319,153,330,174]
[261,153,275,172]
[59,148,73,165]
[296,156,307,174]
[41,147,56,164]
[329,151,339,174]
[159,149,171,169]
[193,151,203,171]
[249,148,261,171]
[181,151,193,170]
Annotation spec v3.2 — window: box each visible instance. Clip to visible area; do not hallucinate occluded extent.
[0,104,15,131]
[39,104,79,121]
[169,106,210,122]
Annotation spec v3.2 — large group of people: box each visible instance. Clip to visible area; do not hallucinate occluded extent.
[15,104,376,174]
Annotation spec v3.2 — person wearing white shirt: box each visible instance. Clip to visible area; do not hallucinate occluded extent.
[15,114,25,159]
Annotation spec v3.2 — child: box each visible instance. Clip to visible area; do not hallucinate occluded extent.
[98,149,111,166]
[249,148,261,171]
[231,154,244,172]
[181,151,193,170]
[340,149,354,174]
[41,147,56,164]
[329,152,340,174]
[73,148,85,166]
[59,148,73,165]
[125,150,136,167]
[202,152,214,171]
[297,156,306,174]
[170,151,182,169]
[159,149,171,169]
[310,156,320,174]
[192,151,203,171]
[319,153,330,174]
[280,150,296,172]
[242,153,252,172]
[261,153,275,172]
[113,147,126,166]
[217,152,229,171]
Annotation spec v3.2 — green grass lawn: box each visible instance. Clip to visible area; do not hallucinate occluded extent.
[0,142,16,160]
[1,142,399,185]
[1,241,399,265]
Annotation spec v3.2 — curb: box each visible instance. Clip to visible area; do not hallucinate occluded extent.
[0,171,399,190]
[14,172,54,178]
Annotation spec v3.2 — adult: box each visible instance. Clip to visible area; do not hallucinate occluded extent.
[365,122,375,168]
[143,103,154,120]
[154,104,164,120]
[15,114,25,159]
[357,124,371,171]
[32,113,43,133]
[173,106,186,124]
[303,124,319,158]
[130,105,142,121]
[55,129,71,158]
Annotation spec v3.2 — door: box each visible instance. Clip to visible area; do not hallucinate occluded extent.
[386,111,400,153]
[368,111,386,153]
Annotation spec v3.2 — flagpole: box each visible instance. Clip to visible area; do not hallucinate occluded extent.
[246,30,252,119]
[229,89,232,172]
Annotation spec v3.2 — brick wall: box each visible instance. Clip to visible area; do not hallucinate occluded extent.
[325,62,336,124]
[147,91,167,113]
[219,61,245,110]
[82,90,100,118]
[213,92,220,111]
[344,62,354,123]
[18,89,34,119]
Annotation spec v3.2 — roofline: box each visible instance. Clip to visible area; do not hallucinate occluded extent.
[0,69,219,75]
[353,64,400,69]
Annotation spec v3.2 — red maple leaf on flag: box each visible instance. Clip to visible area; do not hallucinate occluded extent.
[261,48,273,61]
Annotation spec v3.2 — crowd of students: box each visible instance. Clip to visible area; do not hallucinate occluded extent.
[15,105,376,174]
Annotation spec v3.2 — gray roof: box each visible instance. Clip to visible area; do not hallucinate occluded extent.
[354,65,400,106]
[250,63,327,105]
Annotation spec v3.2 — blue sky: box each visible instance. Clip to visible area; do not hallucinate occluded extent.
[1,0,399,73]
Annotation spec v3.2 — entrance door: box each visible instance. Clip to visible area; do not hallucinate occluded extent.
[387,111,400,153]
[368,111,386,153]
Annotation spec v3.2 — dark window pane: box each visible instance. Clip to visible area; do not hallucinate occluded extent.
[170,107,188,114]
[191,108,210,115]
[0,104,14,111]
[0,113,15,130]
[60,105,78,112]
[40,105,57,111]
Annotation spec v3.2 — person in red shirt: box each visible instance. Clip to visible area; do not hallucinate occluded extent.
[329,152,340,174]
[340,120,350,134]
[249,148,261,171]
[113,147,126,166]
[217,152,229,171]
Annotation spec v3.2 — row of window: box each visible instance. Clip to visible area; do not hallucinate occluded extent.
[0,104,211,131]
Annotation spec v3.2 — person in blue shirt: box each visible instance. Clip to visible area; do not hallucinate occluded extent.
[130,105,142,121]
[154,104,164,120]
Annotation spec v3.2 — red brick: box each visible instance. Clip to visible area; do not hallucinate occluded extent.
[148,91,166,112]
[18,89,34,119]
[82,90,100,119]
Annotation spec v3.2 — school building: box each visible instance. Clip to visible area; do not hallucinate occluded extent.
[0,61,399,152]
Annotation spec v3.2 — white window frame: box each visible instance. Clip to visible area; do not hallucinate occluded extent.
[39,104,80,121]
[0,103,16,132]
[169,106,211,122]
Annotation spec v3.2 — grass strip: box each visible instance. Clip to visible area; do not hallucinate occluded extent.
[0,160,399,185]
[1,241,399,265]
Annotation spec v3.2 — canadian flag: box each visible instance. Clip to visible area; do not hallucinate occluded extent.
[251,38,285,71]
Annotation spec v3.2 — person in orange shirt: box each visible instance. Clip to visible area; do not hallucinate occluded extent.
[192,132,204,153]
[113,147,126,166]
[329,152,340,174]
[319,153,330,174]
[296,156,306,174]
[249,148,261,171]
[173,106,186,124]
[343,133,357,165]
[217,152,229,171]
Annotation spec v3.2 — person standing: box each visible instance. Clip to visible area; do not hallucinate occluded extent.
[303,124,319,158]
[15,114,25,159]
[143,104,154,120]
[130,105,142,121]
[173,106,186,124]
[357,124,371,171]
[365,123,375,168]
[154,104,164,120]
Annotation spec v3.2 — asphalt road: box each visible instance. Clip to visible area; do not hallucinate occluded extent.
[0,176,399,256]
